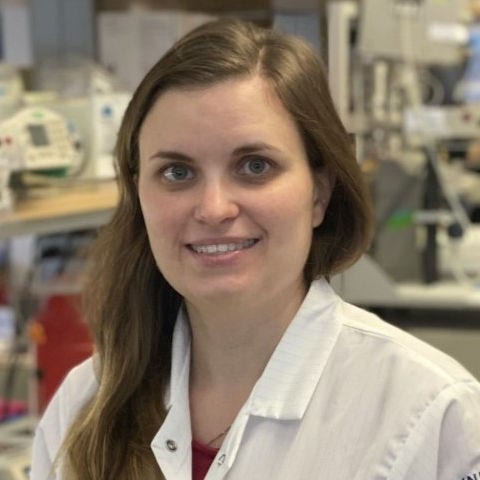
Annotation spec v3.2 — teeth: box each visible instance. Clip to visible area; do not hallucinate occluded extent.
[191,239,256,255]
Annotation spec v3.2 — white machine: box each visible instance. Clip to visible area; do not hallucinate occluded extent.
[0,106,82,172]
[30,58,131,180]
[36,91,130,180]
[0,106,83,211]
[358,0,469,64]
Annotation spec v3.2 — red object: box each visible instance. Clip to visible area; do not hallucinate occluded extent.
[192,440,219,480]
[35,295,93,412]
[0,398,28,421]
[0,287,8,305]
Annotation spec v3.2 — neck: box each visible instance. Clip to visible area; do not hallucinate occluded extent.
[187,280,307,389]
[187,280,308,446]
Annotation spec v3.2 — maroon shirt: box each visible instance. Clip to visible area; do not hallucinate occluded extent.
[192,440,219,480]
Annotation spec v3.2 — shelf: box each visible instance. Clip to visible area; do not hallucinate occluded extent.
[0,181,118,240]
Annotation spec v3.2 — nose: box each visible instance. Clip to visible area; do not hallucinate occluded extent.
[193,180,240,225]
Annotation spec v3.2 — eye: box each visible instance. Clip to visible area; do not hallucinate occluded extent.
[162,163,194,182]
[239,156,272,176]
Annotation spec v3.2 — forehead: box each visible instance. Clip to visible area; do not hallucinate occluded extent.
[138,75,303,157]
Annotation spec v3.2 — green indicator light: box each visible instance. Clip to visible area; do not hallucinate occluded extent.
[387,209,413,230]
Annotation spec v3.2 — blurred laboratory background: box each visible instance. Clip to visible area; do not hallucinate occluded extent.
[0,0,479,478]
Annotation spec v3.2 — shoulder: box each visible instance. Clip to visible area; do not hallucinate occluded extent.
[335,299,477,386]
[34,357,98,463]
[46,356,99,423]
[306,279,477,392]
[322,296,480,438]
[307,296,480,477]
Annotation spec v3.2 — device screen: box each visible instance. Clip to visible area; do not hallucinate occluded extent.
[27,124,49,146]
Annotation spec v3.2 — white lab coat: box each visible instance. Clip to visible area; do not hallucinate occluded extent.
[31,279,480,480]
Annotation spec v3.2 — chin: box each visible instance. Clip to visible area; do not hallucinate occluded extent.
[182,278,254,304]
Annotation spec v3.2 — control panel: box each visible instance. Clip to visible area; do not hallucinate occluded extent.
[0,107,82,172]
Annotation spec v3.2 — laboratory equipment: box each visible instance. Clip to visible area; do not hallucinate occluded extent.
[0,157,12,214]
[329,0,469,130]
[0,416,36,480]
[32,92,130,181]
[0,106,83,211]
[328,0,480,306]
[0,106,82,172]
[439,224,480,278]
[34,55,120,98]
[358,0,468,64]
[21,56,130,181]
[404,104,480,141]
[0,441,31,480]
[0,65,23,123]
[89,92,130,179]
[458,25,480,101]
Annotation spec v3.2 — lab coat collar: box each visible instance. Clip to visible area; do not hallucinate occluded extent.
[165,305,191,409]
[167,278,340,421]
[152,279,340,475]
[151,308,192,478]
[248,278,340,420]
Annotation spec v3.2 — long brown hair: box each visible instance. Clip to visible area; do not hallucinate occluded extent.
[60,18,373,479]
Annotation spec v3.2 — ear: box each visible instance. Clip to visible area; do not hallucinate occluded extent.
[312,168,335,228]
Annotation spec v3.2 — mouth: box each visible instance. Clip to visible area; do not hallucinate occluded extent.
[187,238,260,255]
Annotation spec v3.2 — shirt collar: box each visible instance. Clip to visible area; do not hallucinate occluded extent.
[167,278,340,420]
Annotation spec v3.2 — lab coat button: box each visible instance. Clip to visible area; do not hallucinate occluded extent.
[217,454,226,466]
[166,439,177,452]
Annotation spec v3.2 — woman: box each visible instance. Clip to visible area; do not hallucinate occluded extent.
[31,18,480,480]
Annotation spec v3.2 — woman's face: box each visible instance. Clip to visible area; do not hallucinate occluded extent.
[138,75,331,308]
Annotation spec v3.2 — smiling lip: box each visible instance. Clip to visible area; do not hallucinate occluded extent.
[187,238,259,255]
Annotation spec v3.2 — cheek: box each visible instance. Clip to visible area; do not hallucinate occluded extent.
[139,189,159,233]
[259,190,316,242]
[139,187,180,243]
[282,180,320,229]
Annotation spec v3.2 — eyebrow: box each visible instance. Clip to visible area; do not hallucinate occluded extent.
[148,142,281,162]
[231,142,281,156]
[148,150,193,162]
